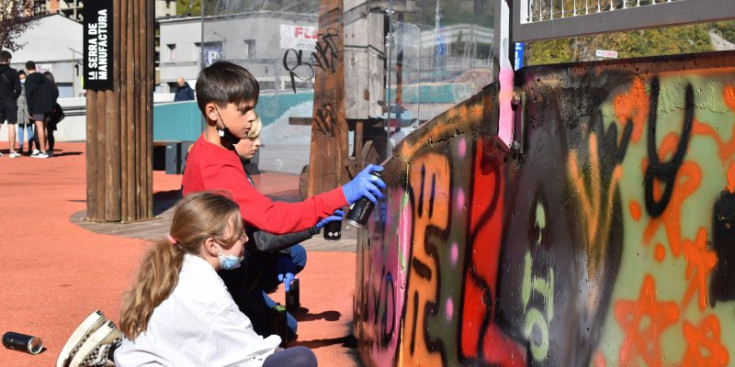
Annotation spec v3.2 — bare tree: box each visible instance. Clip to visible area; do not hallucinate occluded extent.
[0,0,37,52]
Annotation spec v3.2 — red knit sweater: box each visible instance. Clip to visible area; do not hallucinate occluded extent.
[182,136,348,234]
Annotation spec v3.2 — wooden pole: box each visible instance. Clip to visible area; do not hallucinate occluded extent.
[85,88,98,218]
[306,0,348,197]
[85,0,153,222]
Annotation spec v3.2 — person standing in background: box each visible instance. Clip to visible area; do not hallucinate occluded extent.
[174,77,195,101]
[24,60,54,158]
[43,71,60,157]
[0,51,22,158]
[16,70,35,155]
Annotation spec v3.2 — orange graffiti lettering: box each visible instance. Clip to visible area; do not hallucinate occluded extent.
[682,315,729,366]
[400,153,450,365]
[568,133,622,276]
[724,85,735,112]
[654,244,666,262]
[691,118,735,163]
[629,201,642,221]
[614,78,649,143]
[614,275,679,367]
[682,228,718,310]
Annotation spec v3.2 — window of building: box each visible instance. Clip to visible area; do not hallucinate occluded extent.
[244,39,256,59]
[167,44,176,61]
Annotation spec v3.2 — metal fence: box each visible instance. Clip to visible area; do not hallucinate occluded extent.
[512,0,735,42]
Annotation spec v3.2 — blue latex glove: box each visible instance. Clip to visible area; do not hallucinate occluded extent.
[276,255,297,292]
[315,209,345,230]
[342,164,386,204]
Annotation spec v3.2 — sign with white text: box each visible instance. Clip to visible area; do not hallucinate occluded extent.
[84,0,113,90]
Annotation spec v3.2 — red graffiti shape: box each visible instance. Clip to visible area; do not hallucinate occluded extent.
[682,228,718,310]
[614,275,680,367]
[682,315,729,367]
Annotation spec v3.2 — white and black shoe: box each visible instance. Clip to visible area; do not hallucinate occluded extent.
[69,320,122,367]
[56,310,107,367]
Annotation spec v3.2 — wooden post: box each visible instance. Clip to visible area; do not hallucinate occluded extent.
[306,0,349,198]
[85,0,154,222]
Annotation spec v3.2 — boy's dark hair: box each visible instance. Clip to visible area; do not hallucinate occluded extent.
[25,60,36,71]
[196,61,259,115]
[18,70,26,77]
[0,51,11,63]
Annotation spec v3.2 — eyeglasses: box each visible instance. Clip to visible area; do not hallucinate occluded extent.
[215,231,248,247]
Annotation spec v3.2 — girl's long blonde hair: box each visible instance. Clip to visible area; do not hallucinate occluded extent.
[247,114,262,139]
[118,191,243,340]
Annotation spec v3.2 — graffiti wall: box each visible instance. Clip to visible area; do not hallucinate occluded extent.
[354,51,735,366]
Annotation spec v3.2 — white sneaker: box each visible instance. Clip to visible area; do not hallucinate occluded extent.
[32,149,40,155]
[69,320,122,367]
[31,151,49,158]
[56,310,107,367]
[9,151,20,158]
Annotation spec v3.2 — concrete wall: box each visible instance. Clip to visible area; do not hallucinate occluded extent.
[354,50,735,366]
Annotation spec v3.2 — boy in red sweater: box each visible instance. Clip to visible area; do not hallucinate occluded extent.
[182,61,384,234]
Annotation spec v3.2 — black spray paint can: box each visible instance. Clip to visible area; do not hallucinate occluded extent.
[322,220,342,240]
[346,171,382,228]
[2,332,43,355]
[271,304,288,347]
[286,278,300,312]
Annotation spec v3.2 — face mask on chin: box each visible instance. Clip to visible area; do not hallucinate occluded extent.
[217,245,244,270]
[214,107,241,145]
[218,126,241,145]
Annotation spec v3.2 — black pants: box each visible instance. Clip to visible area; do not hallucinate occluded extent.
[220,249,305,340]
[47,121,56,152]
[263,346,317,367]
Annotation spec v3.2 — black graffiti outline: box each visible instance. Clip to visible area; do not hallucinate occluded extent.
[314,103,337,136]
[282,27,343,93]
[405,162,448,363]
[282,49,315,93]
[644,77,694,218]
[311,27,342,74]
[369,268,396,347]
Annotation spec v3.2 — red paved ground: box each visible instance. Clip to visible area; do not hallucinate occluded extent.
[0,142,358,366]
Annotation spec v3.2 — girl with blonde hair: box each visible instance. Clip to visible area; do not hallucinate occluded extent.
[114,191,317,367]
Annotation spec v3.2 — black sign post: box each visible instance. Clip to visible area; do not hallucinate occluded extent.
[83,0,114,90]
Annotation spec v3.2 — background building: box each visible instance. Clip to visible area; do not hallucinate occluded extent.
[158,11,319,94]
[31,0,176,21]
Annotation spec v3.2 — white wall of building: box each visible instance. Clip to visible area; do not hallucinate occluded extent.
[158,17,202,93]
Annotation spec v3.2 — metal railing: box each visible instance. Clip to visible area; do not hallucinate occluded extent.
[512,0,735,42]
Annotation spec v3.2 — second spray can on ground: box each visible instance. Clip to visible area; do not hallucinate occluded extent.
[345,170,382,228]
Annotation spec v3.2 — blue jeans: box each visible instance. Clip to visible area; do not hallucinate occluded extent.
[17,123,34,150]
